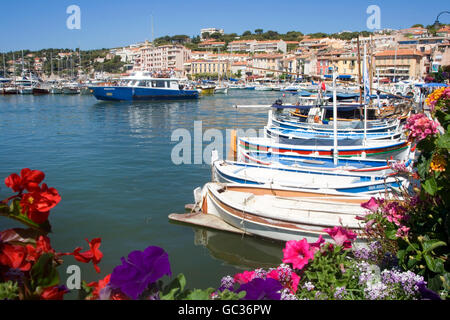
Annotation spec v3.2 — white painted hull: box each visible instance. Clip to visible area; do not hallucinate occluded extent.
[202,183,368,242]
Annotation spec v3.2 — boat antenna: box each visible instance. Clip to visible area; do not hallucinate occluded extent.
[151,14,155,44]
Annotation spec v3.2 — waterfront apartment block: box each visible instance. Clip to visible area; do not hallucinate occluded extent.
[188,59,231,77]
[248,54,284,76]
[140,45,191,76]
[374,49,424,81]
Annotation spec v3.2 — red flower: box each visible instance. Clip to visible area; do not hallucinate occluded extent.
[4,168,45,193]
[25,236,55,263]
[40,286,69,300]
[20,184,61,224]
[87,274,111,300]
[0,243,32,271]
[71,238,103,273]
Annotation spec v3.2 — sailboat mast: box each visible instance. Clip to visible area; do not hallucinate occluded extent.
[332,67,338,165]
[357,36,362,105]
[363,44,368,145]
[2,53,5,78]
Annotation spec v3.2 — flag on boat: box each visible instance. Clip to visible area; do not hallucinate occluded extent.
[363,45,370,104]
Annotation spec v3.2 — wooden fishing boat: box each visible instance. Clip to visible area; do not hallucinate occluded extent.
[196,183,370,242]
[237,150,400,175]
[238,136,411,160]
[270,112,400,133]
[212,159,406,195]
[265,126,402,146]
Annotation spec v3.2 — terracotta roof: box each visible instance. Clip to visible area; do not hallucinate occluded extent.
[229,40,257,44]
[438,25,450,33]
[375,49,423,57]
[252,53,283,59]
[255,40,284,44]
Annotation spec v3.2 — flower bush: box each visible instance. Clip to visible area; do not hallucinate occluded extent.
[359,87,449,298]
[0,169,103,300]
[1,138,447,301]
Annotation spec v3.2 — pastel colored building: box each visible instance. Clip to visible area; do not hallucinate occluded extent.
[140,45,191,76]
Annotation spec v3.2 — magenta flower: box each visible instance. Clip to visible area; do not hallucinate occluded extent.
[233,270,256,284]
[282,239,315,270]
[361,197,380,212]
[404,114,439,141]
[396,226,410,239]
[383,202,407,226]
[323,226,357,249]
[310,235,325,253]
[109,246,172,300]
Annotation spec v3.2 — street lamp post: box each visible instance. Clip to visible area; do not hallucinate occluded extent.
[433,11,450,29]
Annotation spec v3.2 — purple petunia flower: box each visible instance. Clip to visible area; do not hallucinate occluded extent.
[417,281,442,300]
[237,278,283,300]
[109,246,172,300]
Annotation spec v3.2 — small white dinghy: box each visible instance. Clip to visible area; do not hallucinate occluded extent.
[195,182,371,242]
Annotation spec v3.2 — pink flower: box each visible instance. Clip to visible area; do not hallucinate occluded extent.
[282,239,315,270]
[404,114,439,141]
[310,235,325,253]
[396,226,410,239]
[290,272,300,293]
[233,270,256,284]
[383,202,407,227]
[323,226,357,249]
[266,266,301,294]
[361,197,380,212]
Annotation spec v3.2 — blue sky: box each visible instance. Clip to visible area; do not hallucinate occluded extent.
[0,0,449,52]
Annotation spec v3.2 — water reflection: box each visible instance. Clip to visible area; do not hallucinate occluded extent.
[191,227,284,270]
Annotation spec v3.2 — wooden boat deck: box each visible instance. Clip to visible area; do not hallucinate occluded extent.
[168,205,249,236]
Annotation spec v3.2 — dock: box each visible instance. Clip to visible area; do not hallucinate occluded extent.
[168,204,249,235]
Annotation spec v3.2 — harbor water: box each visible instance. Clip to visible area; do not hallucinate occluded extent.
[0,90,290,295]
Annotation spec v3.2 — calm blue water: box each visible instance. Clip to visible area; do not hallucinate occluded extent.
[0,90,290,296]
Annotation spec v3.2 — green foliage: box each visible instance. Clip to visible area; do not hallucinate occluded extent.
[297,244,364,300]
[0,199,52,234]
[30,253,60,291]
[158,273,245,300]
[0,281,19,300]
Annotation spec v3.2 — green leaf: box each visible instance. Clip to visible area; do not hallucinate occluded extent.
[160,274,187,300]
[436,133,450,149]
[5,199,52,234]
[407,256,419,269]
[423,177,438,196]
[0,281,20,300]
[422,239,447,254]
[184,288,215,300]
[30,253,60,291]
[385,228,398,240]
[424,255,445,273]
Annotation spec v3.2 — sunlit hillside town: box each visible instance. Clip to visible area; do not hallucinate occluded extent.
[1,25,449,93]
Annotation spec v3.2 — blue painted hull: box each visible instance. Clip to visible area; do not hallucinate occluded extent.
[213,161,404,195]
[89,86,199,101]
